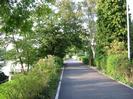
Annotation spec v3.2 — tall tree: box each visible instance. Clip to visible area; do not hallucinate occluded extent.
[96,0,127,56]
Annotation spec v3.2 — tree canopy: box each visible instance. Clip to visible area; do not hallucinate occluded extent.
[0,0,85,70]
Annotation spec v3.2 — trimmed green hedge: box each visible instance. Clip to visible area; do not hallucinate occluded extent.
[95,53,133,85]
[106,54,130,82]
[0,56,62,99]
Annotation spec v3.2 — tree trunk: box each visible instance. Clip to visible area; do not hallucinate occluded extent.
[91,46,95,59]
[12,34,24,72]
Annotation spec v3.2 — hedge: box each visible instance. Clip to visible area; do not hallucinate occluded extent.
[95,53,133,86]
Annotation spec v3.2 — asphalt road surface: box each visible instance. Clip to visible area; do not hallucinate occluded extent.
[59,59,133,99]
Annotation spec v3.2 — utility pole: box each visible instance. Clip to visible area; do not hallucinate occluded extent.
[126,0,131,60]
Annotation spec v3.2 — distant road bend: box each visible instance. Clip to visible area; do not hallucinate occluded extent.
[59,59,133,99]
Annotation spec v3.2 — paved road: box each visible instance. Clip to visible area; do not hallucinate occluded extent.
[59,59,133,99]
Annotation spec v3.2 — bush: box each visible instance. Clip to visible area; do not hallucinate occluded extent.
[105,40,130,82]
[95,55,107,71]
[95,53,133,84]
[54,56,63,67]
[82,56,89,65]
[88,40,133,86]
[106,54,130,82]
[106,55,119,76]
[0,56,62,99]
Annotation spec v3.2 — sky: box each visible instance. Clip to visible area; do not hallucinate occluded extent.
[128,0,133,20]
[72,0,84,3]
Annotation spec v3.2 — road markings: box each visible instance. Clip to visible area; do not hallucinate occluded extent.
[55,66,64,99]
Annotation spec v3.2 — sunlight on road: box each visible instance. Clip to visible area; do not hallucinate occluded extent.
[64,59,81,64]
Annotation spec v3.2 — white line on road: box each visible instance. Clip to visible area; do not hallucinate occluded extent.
[55,66,64,99]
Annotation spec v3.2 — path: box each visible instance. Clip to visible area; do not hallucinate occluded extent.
[58,59,133,99]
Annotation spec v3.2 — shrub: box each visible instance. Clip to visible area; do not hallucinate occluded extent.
[95,40,133,85]
[95,53,132,84]
[106,40,129,80]
[95,55,107,71]
[0,56,62,99]
[100,56,107,71]
[106,53,130,82]
[82,56,89,65]
[54,56,63,67]
[107,40,126,55]
[106,55,118,76]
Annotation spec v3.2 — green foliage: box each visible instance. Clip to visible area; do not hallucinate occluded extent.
[0,56,62,99]
[95,55,107,70]
[95,52,132,83]
[94,0,133,86]
[0,48,5,60]
[54,56,63,67]
[95,39,133,84]
[106,55,118,76]
[96,53,133,84]
[106,54,129,82]
[78,54,85,61]
[96,0,127,56]
[107,40,126,55]
[0,0,85,71]
[82,56,89,65]
[130,20,133,57]
[105,40,128,77]
[35,1,84,58]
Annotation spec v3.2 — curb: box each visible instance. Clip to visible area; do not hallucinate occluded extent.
[55,66,64,99]
[90,66,133,90]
